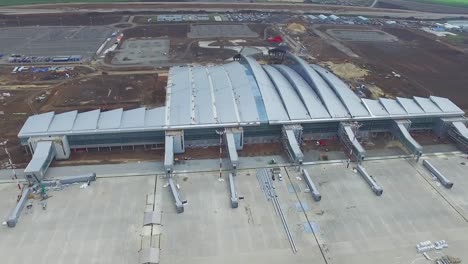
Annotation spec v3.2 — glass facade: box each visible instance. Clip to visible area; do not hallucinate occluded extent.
[67,131,165,147]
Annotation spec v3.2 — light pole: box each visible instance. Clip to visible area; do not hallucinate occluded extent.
[0,140,21,190]
[215,130,225,181]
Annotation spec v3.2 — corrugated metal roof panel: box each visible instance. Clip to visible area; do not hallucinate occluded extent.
[121,107,146,128]
[430,96,463,113]
[311,65,369,117]
[379,98,407,115]
[207,66,239,123]
[362,99,389,116]
[224,63,260,123]
[263,65,309,120]
[18,111,55,136]
[145,107,165,128]
[97,108,123,129]
[274,65,330,119]
[168,67,192,126]
[413,96,442,113]
[192,67,215,124]
[72,109,100,131]
[396,97,424,114]
[48,111,78,132]
[287,54,349,118]
[241,56,289,122]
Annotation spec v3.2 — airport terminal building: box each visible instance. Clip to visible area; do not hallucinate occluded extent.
[17,53,468,181]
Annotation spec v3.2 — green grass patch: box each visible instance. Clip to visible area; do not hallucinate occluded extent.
[0,0,138,6]
[444,33,468,44]
[411,0,468,8]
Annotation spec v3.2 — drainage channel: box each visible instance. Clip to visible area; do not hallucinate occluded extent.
[284,167,330,264]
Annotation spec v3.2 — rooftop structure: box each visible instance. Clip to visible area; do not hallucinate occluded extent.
[17,53,468,171]
[18,53,464,140]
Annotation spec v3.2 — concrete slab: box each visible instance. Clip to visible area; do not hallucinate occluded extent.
[294,159,468,264]
[159,170,326,264]
[1,155,468,264]
[417,155,468,220]
[0,176,155,264]
[112,38,169,65]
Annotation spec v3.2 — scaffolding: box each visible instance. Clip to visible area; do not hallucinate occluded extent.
[447,121,468,152]
[391,120,423,159]
[281,125,304,164]
[338,122,365,162]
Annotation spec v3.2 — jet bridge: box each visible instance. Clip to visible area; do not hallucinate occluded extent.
[228,173,239,208]
[24,141,56,183]
[423,160,453,189]
[164,131,187,213]
[391,120,423,159]
[225,131,239,171]
[164,136,174,175]
[447,121,468,152]
[434,118,468,152]
[356,164,383,196]
[281,125,304,164]
[168,177,186,213]
[302,169,321,201]
[338,122,365,162]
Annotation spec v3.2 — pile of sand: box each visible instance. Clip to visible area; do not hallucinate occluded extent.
[321,61,368,80]
[286,23,306,34]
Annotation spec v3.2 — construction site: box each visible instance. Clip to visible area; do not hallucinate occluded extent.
[0,4,468,264]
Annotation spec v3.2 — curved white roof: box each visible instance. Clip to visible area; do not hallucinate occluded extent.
[311,65,369,117]
[18,54,465,138]
[274,65,330,119]
[263,65,309,120]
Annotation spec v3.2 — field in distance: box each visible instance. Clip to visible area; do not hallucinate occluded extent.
[0,0,138,6]
[409,0,468,7]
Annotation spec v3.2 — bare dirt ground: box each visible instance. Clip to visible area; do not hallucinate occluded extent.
[314,25,468,110]
[117,23,269,64]
[0,68,167,167]
[51,146,165,167]
[43,74,166,112]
